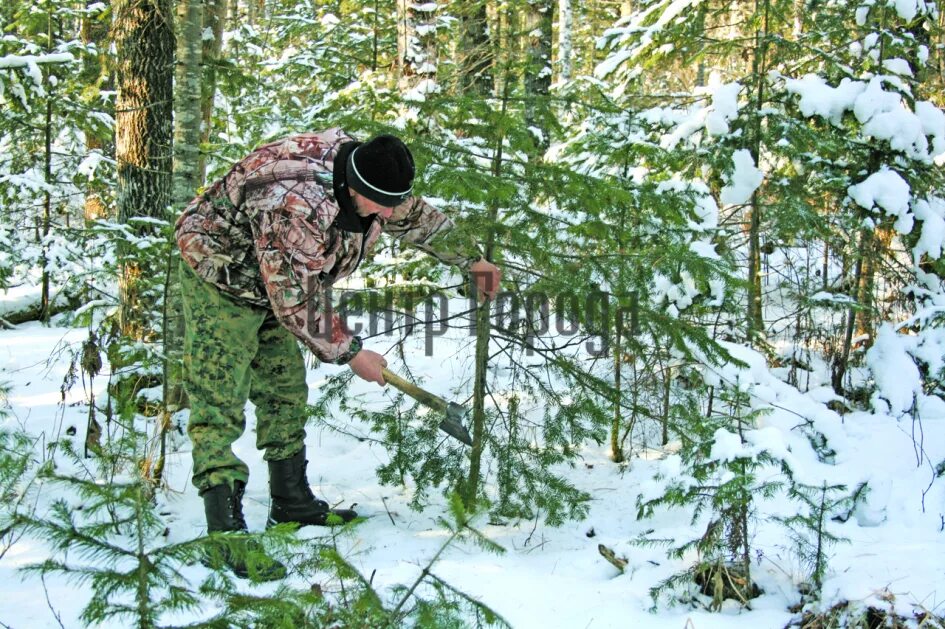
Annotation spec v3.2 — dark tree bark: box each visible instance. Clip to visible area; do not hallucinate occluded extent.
[112,0,174,340]
[458,0,493,95]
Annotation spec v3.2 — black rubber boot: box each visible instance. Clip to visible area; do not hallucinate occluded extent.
[201,481,286,581]
[268,448,358,527]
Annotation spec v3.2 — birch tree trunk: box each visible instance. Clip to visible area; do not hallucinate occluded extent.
[199,0,227,183]
[113,0,174,340]
[40,0,55,324]
[164,0,203,420]
[397,0,438,90]
[558,0,573,81]
[174,0,202,207]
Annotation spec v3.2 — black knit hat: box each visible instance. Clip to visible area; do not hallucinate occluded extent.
[346,134,415,207]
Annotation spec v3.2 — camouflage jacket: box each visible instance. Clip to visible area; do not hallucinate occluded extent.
[176,128,478,364]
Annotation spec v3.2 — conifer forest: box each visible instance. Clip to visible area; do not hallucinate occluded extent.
[2,0,945,626]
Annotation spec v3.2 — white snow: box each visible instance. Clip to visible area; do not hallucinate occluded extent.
[402,78,440,102]
[721,149,764,205]
[855,77,911,125]
[705,80,742,137]
[0,52,74,70]
[893,0,920,20]
[912,196,945,261]
[8,317,941,628]
[855,5,870,25]
[784,75,865,126]
[595,0,702,75]
[709,427,748,462]
[866,325,921,416]
[882,58,913,76]
[690,239,720,260]
[916,100,945,157]
[785,74,945,162]
[847,168,912,232]
[77,151,104,180]
[655,178,719,231]
[651,271,701,314]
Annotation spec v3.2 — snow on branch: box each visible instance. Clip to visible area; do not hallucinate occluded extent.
[0,52,75,69]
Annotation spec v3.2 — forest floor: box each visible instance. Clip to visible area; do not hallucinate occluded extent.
[1,315,945,628]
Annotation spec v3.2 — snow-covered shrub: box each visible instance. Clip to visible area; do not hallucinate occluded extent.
[635,377,782,607]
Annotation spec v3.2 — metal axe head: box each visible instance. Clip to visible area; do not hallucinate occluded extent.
[439,402,473,446]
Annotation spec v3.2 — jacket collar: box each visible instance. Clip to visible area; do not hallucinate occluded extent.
[332,141,368,233]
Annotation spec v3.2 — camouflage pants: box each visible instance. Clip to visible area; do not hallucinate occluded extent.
[180,260,309,493]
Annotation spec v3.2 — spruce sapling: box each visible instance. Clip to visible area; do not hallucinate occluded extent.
[635,378,782,609]
[776,481,857,593]
[200,494,509,628]
[15,439,205,629]
[0,383,37,560]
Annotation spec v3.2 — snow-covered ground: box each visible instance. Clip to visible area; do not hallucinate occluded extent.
[2,316,944,628]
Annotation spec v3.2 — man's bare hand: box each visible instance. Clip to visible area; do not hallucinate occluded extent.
[470,259,502,301]
[348,349,388,386]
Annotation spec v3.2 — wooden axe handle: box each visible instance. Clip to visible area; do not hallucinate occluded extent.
[380,368,448,413]
[379,368,473,446]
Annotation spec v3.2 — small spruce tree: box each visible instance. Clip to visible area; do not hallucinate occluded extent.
[775,480,860,593]
[636,378,782,609]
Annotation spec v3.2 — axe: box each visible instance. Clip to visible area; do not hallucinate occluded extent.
[381,368,473,446]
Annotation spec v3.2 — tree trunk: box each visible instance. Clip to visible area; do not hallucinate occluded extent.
[41,91,53,324]
[792,0,804,37]
[463,79,509,511]
[746,0,770,344]
[113,0,174,340]
[199,0,227,183]
[524,0,552,153]
[39,0,57,324]
[397,0,438,89]
[694,4,706,87]
[746,191,764,338]
[81,0,112,224]
[853,226,894,347]
[832,226,867,395]
[458,0,492,95]
[164,0,204,422]
[611,318,624,462]
[558,0,573,81]
[174,0,202,207]
[464,291,494,510]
